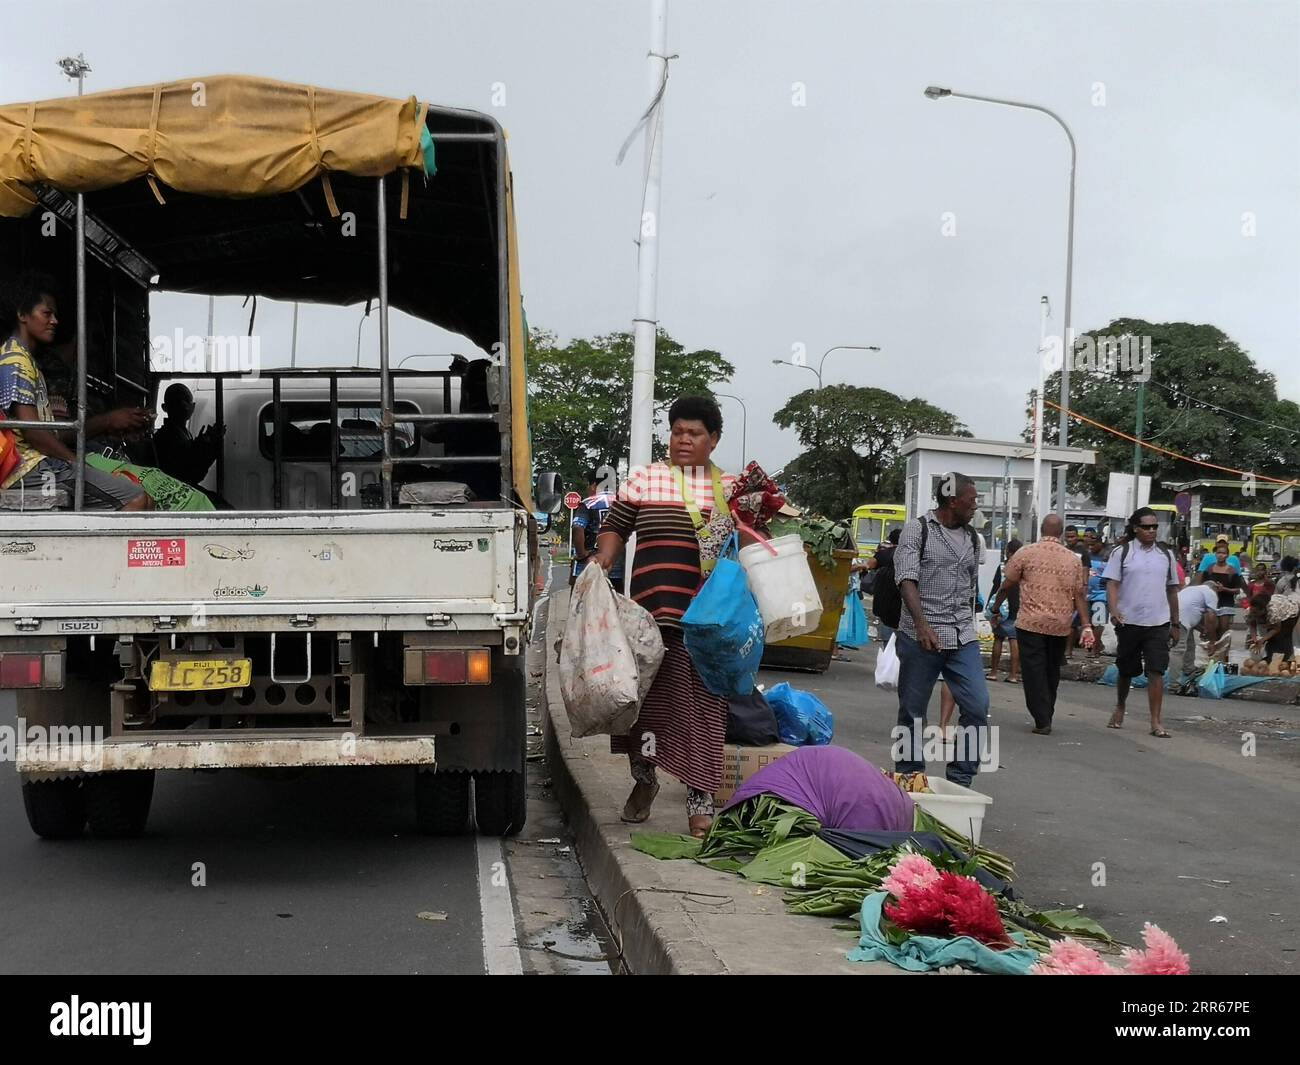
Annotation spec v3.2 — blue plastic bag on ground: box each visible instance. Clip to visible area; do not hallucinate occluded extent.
[764,681,834,746]
[681,536,765,696]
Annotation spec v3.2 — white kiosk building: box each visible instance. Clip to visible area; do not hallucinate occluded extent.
[899,435,1097,577]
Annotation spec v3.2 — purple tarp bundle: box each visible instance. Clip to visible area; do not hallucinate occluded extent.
[722,744,914,831]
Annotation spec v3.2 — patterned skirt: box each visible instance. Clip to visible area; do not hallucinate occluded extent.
[610,627,728,793]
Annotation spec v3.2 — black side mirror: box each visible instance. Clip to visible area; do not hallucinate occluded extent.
[535,471,562,514]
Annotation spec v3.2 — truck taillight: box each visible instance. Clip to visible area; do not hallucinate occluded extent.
[0,653,63,689]
[405,649,492,685]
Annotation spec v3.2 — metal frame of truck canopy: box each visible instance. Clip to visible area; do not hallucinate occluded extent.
[0,81,526,514]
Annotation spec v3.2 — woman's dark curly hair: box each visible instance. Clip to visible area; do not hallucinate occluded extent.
[3,270,60,332]
[667,394,723,436]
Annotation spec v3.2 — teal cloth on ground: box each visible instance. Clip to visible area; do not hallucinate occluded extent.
[847,891,1039,975]
[1196,661,1293,699]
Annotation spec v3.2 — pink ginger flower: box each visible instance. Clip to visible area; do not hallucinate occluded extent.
[1032,938,1118,975]
[882,853,941,899]
[1122,923,1192,975]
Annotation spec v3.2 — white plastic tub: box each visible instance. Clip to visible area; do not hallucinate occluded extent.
[911,778,993,846]
[738,534,822,642]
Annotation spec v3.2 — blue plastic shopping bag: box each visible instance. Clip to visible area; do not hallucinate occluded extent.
[681,535,765,696]
[764,682,834,746]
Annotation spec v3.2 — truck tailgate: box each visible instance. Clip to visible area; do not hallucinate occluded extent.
[0,509,526,634]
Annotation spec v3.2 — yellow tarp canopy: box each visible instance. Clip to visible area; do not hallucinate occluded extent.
[0,74,427,217]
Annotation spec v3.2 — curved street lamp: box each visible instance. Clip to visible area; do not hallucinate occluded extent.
[924,84,1077,512]
[713,391,748,468]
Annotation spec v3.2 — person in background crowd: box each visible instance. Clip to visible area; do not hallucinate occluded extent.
[868,527,903,648]
[1197,534,1241,575]
[1249,590,1298,666]
[985,539,1022,683]
[988,515,1092,735]
[1276,556,1300,600]
[1199,541,1245,647]
[1246,579,1274,648]
[1235,550,1254,576]
[1163,541,1187,586]
[1063,525,1093,660]
[1104,507,1182,737]
[1177,579,1221,677]
[570,468,623,589]
[1085,527,1111,562]
[1083,541,1110,657]
[892,473,989,787]
[1247,561,1271,602]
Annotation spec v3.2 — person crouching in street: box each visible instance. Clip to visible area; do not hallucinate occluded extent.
[892,473,989,787]
[987,515,1093,735]
[1104,507,1182,738]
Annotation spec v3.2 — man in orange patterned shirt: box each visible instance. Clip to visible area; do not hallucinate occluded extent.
[988,514,1093,735]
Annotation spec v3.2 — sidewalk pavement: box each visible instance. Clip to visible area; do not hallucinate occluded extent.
[542,581,904,976]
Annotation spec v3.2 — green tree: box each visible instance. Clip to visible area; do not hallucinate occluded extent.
[1037,320,1300,503]
[527,327,735,497]
[773,385,969,519]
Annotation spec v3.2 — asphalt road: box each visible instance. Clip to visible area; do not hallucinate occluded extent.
[0,568,611,975]
[759,639,1299,975]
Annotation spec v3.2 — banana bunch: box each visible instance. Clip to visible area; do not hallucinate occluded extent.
[889,771,933,794]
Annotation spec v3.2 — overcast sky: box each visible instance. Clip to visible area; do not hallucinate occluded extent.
[5,0,1297,473]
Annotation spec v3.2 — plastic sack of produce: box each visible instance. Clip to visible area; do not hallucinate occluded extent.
[680,534,765,696]
[764,681,834,746]
[560,565,653,737]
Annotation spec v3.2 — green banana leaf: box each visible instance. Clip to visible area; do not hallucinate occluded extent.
[629,832,702,861]
[737,835,852,886]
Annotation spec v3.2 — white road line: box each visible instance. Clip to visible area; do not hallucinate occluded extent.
[476,834,524,975]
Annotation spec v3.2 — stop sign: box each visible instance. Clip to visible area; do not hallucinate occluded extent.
[564,491,582,510]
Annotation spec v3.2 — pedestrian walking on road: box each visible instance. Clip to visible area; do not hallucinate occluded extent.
[1103,507,1183,738]
[868,527,903,647]
[985,539,1022,683]
[891,473,989,786]
[987,515,1093,735]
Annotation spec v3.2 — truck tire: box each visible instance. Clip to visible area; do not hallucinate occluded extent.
[474,769,526,837]
[414,769,471,835]
[21,778,87,840]
[84,771,156,838]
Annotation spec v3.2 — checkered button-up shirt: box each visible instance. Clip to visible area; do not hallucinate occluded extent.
[892,511,985,650]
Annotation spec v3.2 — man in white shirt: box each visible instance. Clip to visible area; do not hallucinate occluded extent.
[1177,581,1221,677]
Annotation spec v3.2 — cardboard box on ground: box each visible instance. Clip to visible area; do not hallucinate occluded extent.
[712,742,797,806]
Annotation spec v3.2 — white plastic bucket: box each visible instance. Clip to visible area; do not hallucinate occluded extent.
[738,534,822,642]
[910,777,993,846]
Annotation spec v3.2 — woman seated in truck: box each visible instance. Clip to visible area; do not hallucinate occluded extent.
[1,272,154,510]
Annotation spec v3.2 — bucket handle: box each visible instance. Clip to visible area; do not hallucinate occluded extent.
[735,515,779,556]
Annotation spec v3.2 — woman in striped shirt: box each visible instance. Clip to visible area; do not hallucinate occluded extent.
[591,395,740,837]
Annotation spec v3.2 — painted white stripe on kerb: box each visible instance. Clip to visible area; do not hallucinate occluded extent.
[476,834,523,975]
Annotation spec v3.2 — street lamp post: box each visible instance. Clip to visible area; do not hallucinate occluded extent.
[818,344,880,387]
[713,392,747,468]
[924,85,1077,514]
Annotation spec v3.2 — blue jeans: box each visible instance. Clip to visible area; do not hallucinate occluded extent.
[894,632,990,786]
[877,624,896,648]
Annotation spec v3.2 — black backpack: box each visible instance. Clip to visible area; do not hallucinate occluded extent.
[871,548,902,628]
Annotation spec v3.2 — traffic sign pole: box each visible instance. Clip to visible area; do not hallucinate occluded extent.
[565,491,582,568]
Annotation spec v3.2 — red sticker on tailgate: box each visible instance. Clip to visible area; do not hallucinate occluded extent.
[127,539,186,567]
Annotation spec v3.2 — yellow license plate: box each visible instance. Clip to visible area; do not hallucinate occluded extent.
[149,659,252,692]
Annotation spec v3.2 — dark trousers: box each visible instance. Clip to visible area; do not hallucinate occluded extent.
[1016,627,1068,728]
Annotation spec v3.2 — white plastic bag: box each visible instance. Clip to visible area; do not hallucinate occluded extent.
[874,633,900,691]
[559,566,662,738]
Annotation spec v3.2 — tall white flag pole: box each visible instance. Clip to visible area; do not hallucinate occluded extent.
[1032,296,1049,537]
[628,0,668,472]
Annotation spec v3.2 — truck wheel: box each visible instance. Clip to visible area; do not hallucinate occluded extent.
[84,771,156,838]
[474,769,526,837]
[21,778,87,840]
[414,769,471,835]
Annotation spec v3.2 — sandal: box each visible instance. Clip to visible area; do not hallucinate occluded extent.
[985,671,1000,681]
[620,781,659,823]
[1107,710,1124,729]
[1150,728,1171,738]
[688,815,713,838]
[1007,676,1021,684]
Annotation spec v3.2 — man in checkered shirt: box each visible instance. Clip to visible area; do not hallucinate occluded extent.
[891,473,990,786]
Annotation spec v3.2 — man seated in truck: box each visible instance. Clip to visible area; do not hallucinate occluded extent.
[152,382,225,486]
[1,272,154,510]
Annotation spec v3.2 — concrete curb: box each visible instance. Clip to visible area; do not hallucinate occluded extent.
[541,581,893,976]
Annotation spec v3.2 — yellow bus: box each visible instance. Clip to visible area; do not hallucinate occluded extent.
[852,503,907,558]
[1149,504,1267,555]
[1250,511,1300,567]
